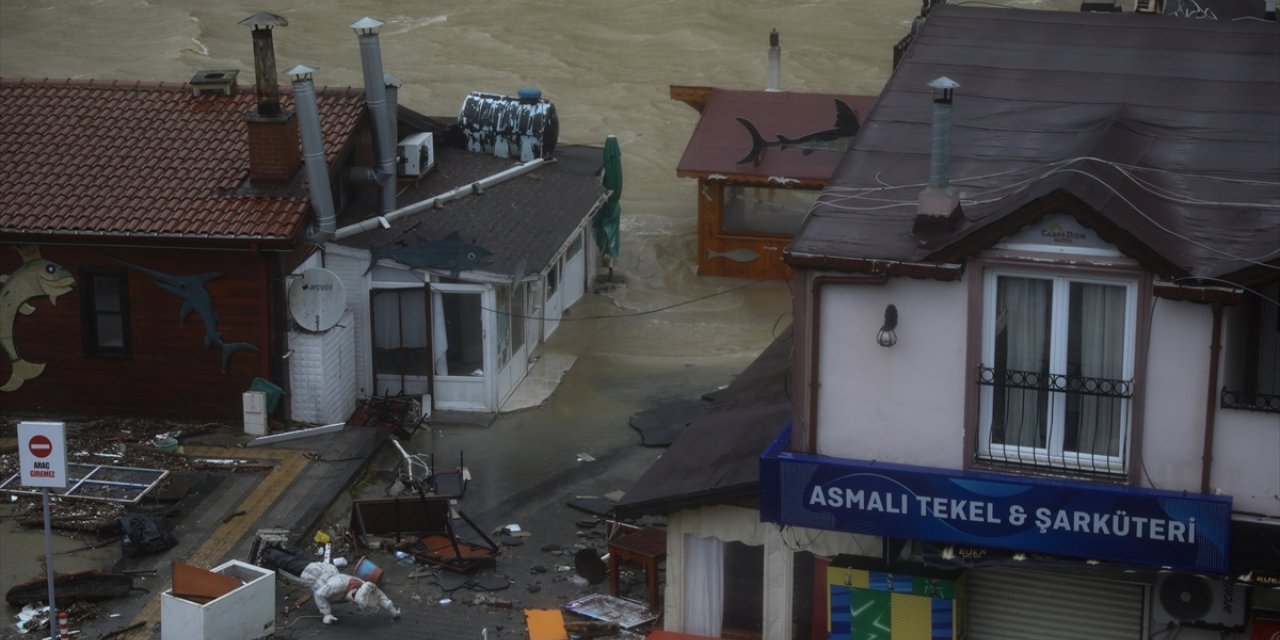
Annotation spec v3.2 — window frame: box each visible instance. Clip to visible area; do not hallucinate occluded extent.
[975,265,1139,476]
[80,268,131,358]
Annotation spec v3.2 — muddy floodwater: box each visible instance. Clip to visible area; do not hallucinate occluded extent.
[0,0,1081,627]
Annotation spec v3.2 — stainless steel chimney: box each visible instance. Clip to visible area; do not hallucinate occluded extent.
[767,29,781,92]
[352,17,398,215]
[289,65,337,244]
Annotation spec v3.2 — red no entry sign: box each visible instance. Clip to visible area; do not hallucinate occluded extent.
[28,434,53,458]
[18,421,67,489]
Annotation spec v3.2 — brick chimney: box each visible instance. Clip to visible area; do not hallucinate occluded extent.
[239,12,301,186]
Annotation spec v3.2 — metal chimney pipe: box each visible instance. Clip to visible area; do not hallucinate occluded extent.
[927,76,959,190]
[353,17,398,215]
[767,29,781,92]
[288,65,337,244]
[385,72,402,141]
[238,13,288,117]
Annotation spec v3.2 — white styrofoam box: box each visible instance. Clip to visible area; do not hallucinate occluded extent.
[160,560,275,640]
[243,391,267,436]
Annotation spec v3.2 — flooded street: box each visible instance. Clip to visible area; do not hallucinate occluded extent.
[1,0,1081,630]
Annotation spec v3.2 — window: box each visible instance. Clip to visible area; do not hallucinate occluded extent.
[977,270,1137,475]
[1221,282,1280,413]
[81,269,130,357]
[721,186,817,236]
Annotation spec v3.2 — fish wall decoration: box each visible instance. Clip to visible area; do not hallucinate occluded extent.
[736,99,861,165]
[366,231,493,277]
[114,260,259,373]
[1,245,76,392]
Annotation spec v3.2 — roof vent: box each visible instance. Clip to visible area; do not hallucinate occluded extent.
[915,76,963,240]
[190,69,239,96]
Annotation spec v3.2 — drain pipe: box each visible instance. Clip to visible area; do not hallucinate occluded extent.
[333,158,548,240]
[1200,302,1223,493]
[290,65,337,244]
[353,17,398,215]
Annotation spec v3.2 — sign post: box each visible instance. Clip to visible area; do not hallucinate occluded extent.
[18,421,68,640]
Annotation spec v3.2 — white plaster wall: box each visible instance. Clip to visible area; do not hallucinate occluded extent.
[321,245,375,398]
[815,276,969,470]
[1142,299,1214,493]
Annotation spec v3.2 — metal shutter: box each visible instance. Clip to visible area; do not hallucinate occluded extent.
[965,568,1145,639]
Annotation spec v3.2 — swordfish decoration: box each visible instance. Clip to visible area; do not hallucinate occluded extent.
[113,260,259,373]
[365,231,493,277]
[735,98,861,165]
[1,245,76,392]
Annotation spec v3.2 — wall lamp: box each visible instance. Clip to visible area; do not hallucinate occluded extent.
[877,304,898,347]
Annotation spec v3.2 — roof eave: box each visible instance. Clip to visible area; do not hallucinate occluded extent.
[783,250,964,281]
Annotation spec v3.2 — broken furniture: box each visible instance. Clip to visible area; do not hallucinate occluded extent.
[350,490,498,573]
[607,525,667,612]
[161,560,275,640]
[563,593,660,630]
[5,570,133,607]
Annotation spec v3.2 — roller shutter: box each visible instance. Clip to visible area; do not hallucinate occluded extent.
[965,568,1145,639]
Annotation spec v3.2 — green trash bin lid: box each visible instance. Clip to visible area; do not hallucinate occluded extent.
[249,377,283,414]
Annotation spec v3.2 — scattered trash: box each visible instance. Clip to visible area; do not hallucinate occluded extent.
[332,557,348,567]
[394,550,417,566]
[14,603,48,634]
[439,598,453,605]
[574,548,607,585]
[498,523,522,534]
[314,531,331,544]
[575,453,596,462]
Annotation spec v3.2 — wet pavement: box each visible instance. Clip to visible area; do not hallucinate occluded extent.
[3,285,790,639]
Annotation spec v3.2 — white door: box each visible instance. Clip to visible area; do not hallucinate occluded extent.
[430,282,493,412]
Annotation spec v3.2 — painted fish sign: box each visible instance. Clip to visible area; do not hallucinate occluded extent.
[735,98,861,165]
[1,245,77,392]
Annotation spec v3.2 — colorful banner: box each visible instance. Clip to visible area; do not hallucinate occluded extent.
[761,424,1232,573]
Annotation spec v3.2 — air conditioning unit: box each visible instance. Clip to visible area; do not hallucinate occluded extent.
[1152,572,1246,630]
[398,132,435,177]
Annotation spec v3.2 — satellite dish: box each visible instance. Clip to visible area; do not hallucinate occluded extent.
[288,268,347,332]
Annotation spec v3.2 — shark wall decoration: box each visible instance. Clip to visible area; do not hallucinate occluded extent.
[735,99,861,166]
[366,231,493,277]
[113,260,259,373]
[1,245,76,392]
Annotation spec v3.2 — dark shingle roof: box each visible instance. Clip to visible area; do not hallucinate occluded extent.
[337,144,608,277]
[0,79,367,243]
[616,332,792,517]
[791,6,1280,284]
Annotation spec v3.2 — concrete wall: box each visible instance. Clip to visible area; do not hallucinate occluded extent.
[814,276,969,469]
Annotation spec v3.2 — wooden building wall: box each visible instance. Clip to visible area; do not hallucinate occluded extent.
[1,244,275,421]
[696,179,794,280]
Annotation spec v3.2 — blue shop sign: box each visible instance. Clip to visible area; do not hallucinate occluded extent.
[760,425,1232,574]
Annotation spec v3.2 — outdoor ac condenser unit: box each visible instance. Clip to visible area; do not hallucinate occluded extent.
[398,132,435,177]
[1151,572,1246,631]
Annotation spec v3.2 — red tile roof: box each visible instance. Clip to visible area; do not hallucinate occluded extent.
[0,78,367,244]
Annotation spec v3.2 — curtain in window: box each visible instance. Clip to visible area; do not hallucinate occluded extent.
[1067,282,1125,457]
[683,534,724,637]
[996,276,1051,449]
[431,288,449,376]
